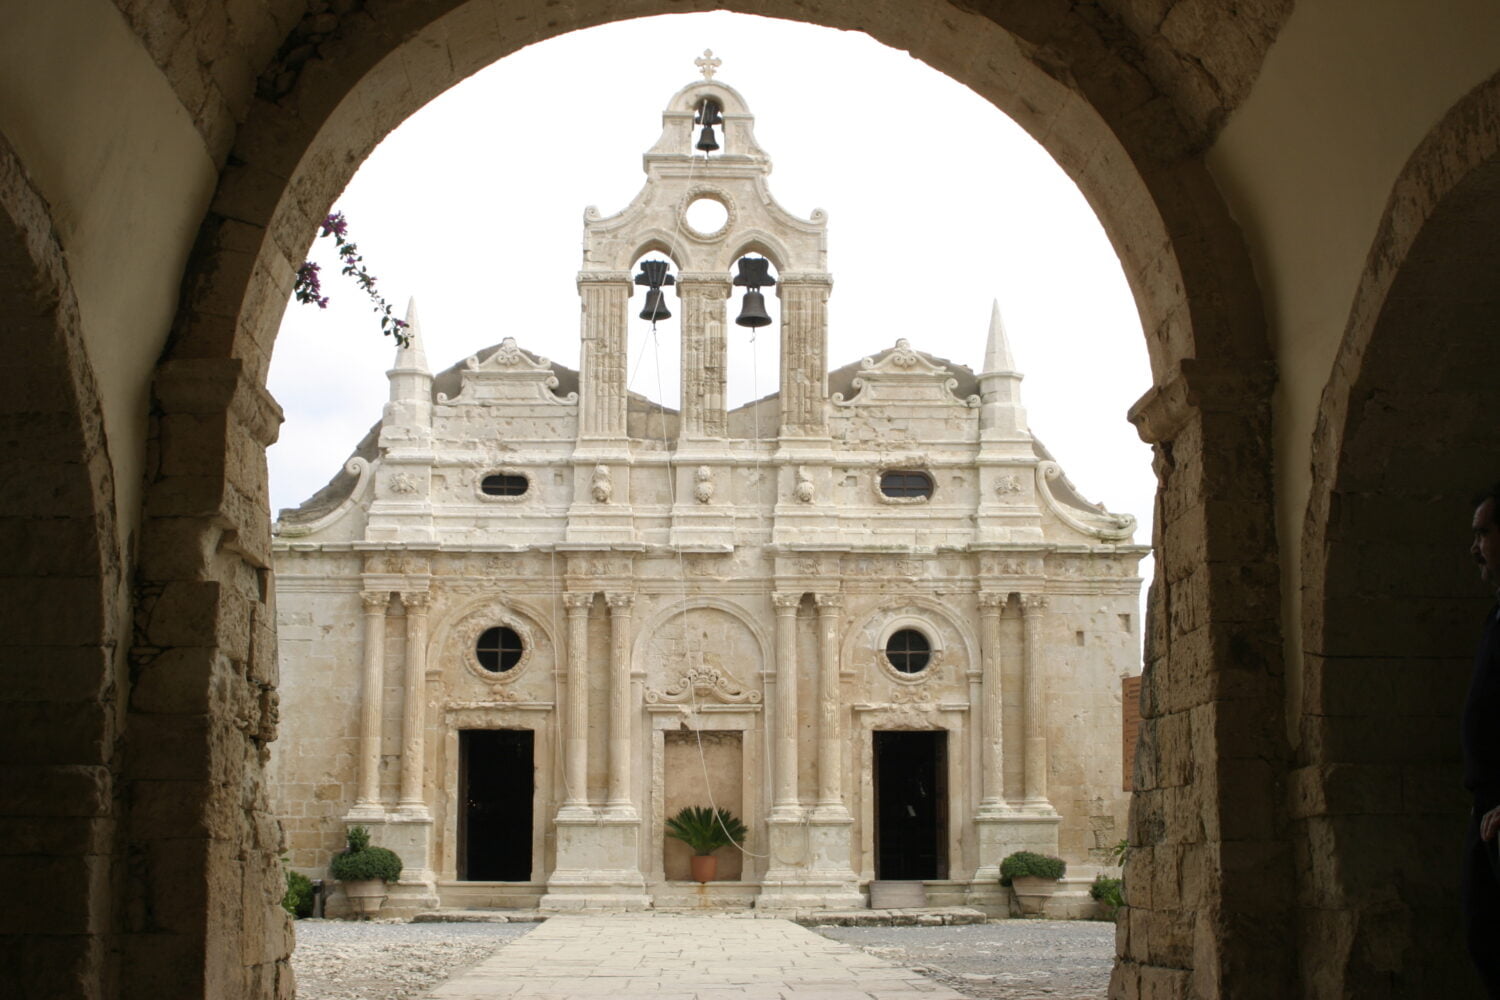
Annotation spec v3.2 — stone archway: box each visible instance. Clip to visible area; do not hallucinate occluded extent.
[0,133,126,995]
[129,3,1289,997]
[1299,70,1500,999]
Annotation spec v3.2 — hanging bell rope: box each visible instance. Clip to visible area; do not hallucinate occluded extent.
[733,256,775,328]
[634,258,676,326]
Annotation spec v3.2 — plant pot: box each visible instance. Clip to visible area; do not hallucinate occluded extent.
[690,854,718,883]
[341,878,388,917]
[1010,875,1057,917]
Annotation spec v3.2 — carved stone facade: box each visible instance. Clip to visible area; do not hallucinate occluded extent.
[271,74,1144,916]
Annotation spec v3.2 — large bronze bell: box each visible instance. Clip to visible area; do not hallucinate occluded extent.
[695,125,719,153]
[735,290,771,328]
[640,288,672,322]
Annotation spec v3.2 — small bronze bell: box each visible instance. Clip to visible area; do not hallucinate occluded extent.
[735,289,771,328]
[696,125,719,153]
[694,98,723,155]
[640,288,672,322]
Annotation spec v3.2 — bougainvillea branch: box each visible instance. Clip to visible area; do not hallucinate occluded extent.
[292,212,411,347]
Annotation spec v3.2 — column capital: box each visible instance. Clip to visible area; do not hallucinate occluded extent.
[400,592,431,613]
[772,592,802,611]
[361,591,389,613]
[1019,593,1049,614]
[577,270,633,285]
[563,591,594,611]
[676,273,733,295]
[605,592,635,612]
[813,593,843,612]
[978,591,1008,611]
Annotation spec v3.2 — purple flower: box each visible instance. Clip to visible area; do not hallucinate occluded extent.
[321,212,348,238]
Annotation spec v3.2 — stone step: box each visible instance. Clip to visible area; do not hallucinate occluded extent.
[413,909,547,923]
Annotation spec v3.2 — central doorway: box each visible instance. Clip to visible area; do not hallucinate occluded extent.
[873,730,948,880]
[458,729,534,881]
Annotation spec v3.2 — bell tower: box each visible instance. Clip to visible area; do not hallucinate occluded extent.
[566,54,832,548]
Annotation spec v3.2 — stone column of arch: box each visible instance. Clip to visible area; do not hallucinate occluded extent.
[578,273,631,439]
[560,591,594,816]
[354,590,389,813]
[771,592,802,817]
[397,592,431,811]
[1020,594,1053,810]
[604,592,636,816]
[777,277,831,437]
[812,593,847,816]
[677,274,731,440]
[976,591,1008,815]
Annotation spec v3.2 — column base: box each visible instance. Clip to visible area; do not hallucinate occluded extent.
[754,811,861,909]
[976,810,1062,879]
[541,814,650,912]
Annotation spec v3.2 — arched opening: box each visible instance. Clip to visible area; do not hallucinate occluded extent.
[1301,73,1500,997]
[133,3,1283,997]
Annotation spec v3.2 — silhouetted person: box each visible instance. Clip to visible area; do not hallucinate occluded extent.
[1466,485,1500,996]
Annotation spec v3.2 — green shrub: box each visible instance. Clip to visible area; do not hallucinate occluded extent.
[329,826,403,883]
[999,850,1066,886]
[282,868,314,918]
[663,806,747,856]
[1090,874,1124,909]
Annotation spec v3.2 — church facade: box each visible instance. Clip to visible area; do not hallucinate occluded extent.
[271,71,1145,916]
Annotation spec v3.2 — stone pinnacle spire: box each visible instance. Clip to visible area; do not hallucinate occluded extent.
[391,297,429,373]
[981,299,1016,375]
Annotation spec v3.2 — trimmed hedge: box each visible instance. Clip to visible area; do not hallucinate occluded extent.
[999,850,1066,886]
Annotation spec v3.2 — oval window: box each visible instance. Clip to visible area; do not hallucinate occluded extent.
[885,628,932,674]
[879,470,933,499]
[476,626,524,672]
[481,473,529,497]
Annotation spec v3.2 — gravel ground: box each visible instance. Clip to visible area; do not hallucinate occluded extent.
[291,917,1113,1000]
[814,921,1114,999]
[291,919,535,1000]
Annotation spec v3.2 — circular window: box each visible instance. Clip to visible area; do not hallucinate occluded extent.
[884,628,932,674]
[880,470,934,499]
[476,626,524,672]
[481,473,529,497]
[684,196,729,236]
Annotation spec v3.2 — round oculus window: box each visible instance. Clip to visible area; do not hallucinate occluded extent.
[885,628,932,674]
[481,473,529,497]
[476,626,524,672]
[880,470,934,499]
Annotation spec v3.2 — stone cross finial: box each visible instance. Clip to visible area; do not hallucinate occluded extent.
[695,49,721,79]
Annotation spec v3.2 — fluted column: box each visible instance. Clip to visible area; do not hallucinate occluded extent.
[356,591,389,809]
[1020,594,1051,807]
[561,592,594,814]
[813,593,845,814]
[605,592,636,816]
[397,592,430,810]
[978,591,1008,814]
[771,592,802,817]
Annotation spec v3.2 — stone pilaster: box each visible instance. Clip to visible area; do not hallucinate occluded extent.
[777,277,831,437]
[350,590,388,819]
[677,274,731,441]
[578,273,631,440]
[397,591,430,813]
[559,592,594,818]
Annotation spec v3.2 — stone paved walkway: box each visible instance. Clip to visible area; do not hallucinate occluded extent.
[424,914,965,999]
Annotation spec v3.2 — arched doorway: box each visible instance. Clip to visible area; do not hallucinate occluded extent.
[1301,71,1500,998]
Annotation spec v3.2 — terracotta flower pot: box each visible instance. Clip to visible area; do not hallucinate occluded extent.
[341,878,388,917]
[1010,875,1058,917]
[690,854,718,883]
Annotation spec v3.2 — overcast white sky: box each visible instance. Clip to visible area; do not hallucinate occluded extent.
[268,12,1156,603]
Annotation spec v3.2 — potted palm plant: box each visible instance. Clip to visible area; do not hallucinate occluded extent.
[664,806,746,883]
[1000,850,1066,916]
[330,825,403,917]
